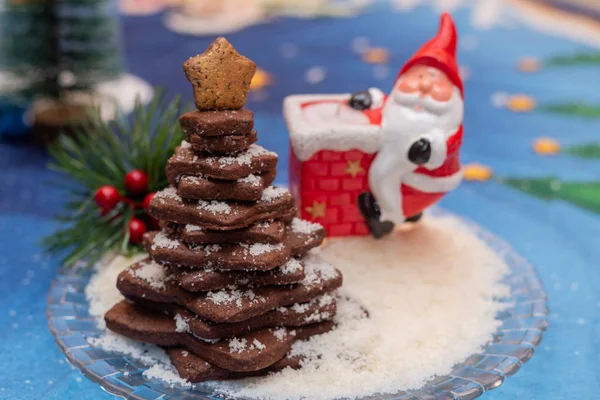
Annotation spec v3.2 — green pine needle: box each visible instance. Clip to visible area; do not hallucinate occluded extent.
[43,88,190,268]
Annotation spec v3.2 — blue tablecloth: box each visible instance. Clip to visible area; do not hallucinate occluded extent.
[1,3,599,399]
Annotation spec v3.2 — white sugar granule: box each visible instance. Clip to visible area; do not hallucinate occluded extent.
[251,339,266,351]
[85,253,147,328]
[238,174,261,186]
[131,259,168,290]
[300,250,338,287]
[198,199,232,214]
[206,286,260,308]
[280,258,302,275]
[229,338,248,353]
[151,231,179,250]
[211,144,273,166]
[174,314,189,333]
[180,175,203,183]
[304,310,331,323]
[194,244,221,256]
[143,364,192,388]
[291,218,322,235]
[180,140,191,149]
[186,224,203,232]
[209,214,511,400]
[154,187,180,201]
[241,242,285,257]
[272,327,287,341]
[260,186,287,202]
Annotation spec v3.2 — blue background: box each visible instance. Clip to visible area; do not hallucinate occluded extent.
[1,2,599,399]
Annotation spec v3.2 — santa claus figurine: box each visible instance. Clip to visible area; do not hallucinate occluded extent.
[350,13,464,238]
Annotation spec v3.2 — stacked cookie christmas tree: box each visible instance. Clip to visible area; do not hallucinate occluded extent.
[104,38,343,382]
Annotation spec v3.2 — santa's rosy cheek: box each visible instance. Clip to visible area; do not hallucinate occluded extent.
[397,79,420,93]
[430,83,453,101]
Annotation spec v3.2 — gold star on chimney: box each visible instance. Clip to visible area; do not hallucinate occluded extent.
[183,37,257,111]
[305,201,327,220]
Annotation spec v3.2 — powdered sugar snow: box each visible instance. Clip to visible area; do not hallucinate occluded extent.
[131,259,169,290]
[238,174,261,186]
[85,253,147,328]
[197,199,232,214]
[291,217,322,235]
[209,214,510,400]
[260,186,287,202]
[85,254,194,387]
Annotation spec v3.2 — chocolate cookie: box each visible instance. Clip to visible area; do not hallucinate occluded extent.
[169,347,302,382]
[173,169,277,202]
[171,258,305,292]
[127,256,304,293]
[188,130,257,154]
[105,300,333,372]
[117,251,343,323]
[145,220,324,271]
[179,109,254,137]
[149,186,295,230]
[166,142,278,181]
[174,220,286,245]
[132,293,336,339]
[183,37,256,111]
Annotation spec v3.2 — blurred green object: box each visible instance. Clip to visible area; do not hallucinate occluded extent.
[502,177,600,215]
[566,143,600,159]
[545,52,600,67]
[0,0,122,102]
[539,102,600,119]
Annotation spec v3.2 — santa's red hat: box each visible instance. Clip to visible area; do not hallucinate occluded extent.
[397,13,463,97]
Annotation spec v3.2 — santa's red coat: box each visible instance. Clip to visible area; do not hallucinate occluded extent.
[363,105,463,218]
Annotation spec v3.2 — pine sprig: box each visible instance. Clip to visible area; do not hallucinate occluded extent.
[43,89,190,268]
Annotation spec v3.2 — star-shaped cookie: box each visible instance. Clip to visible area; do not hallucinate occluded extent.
[184,37,257,111]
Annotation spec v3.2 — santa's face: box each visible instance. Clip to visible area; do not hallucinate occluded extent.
[396,65,454,103]
[383,65,463,138]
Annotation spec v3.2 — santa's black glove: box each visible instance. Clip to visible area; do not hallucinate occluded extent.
[348,91,372,110]
[408,138,432,165]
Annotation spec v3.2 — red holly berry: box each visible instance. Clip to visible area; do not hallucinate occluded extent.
[124,169,149,195]
[142,192,155,209]
[128,218,147,245]
[95,185,121,211]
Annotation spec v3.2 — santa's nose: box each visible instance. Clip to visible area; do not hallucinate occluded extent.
[418,78,433,95]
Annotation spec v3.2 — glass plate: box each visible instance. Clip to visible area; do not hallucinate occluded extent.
[47,214,548,400]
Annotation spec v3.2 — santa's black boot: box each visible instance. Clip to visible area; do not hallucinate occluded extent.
[405,212,423,223]
[357,192,395,239]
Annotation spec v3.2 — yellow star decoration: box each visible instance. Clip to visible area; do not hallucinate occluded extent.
[518,57,541,73]
[305,201,327,220]
[183,37,256,110]
[463,163,493,182]
[507,94,536,113]
[361,47,389,64]
[533,137,561,155]
[345,160,365,178]
[250,68,272,91]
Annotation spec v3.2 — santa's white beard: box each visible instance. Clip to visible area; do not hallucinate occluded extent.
[368,87,463,223]
[382,86,463,143]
